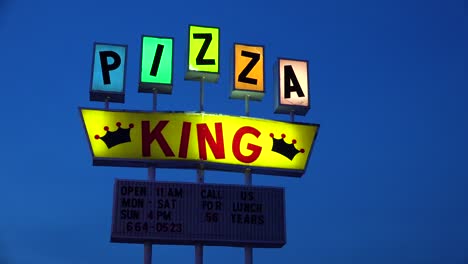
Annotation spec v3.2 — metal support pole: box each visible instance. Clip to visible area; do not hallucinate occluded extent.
[144,166,154,264]
[243,95,253,264]
[152,90,158,112]
[244,168,252,185]
[197,166,205,183]
[196,166,204,264]
[200,77,205,112]
[244,168,252,264]
[144,92,157,264]
[195,243,203,264]
[148,166,155,181]
[145,167,156,264]
[245,95,250,117]
[245,248,253,264]
[144,244,152,264]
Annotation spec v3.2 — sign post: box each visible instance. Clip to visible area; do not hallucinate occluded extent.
[144,126,156,264]
[232,43,265,261]
[196,167,204,264]
[244,168,253,264]
[184,24,221,263]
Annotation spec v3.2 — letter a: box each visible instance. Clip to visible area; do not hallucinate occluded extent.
[284,65,305,99]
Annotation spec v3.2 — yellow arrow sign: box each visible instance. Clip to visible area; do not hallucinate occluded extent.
[80,108,319,177]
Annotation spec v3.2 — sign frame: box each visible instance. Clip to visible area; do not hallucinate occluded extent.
[184,24,220,83]
[230,43,265,101]
[110,179,286,248]
[138,35,174,94]
[90,42,128,103]
[274,58,310,116]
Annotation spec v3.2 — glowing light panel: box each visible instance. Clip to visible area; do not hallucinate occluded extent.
[139,36,173,93]
[275,59,310,115]
[80,108,319,177]
[91,43,127,103]
[185,25,220,82]
[231,44,264,101]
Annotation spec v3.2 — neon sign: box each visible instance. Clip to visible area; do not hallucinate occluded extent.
[80,108,319,177]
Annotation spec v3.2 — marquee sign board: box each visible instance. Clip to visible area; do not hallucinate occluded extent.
[90,43,128,103]
[231,43,265,101]
[80,108,319,177]
[111,179,285,248]
[139,36,174,94]
[185,25,220,83]
[274,58,310,115]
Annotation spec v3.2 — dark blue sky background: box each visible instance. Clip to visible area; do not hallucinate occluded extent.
[1,0,466,263]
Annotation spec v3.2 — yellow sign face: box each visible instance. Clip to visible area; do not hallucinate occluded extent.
[80,108,319,177]
[185,25,220,83]
[234,44,264,92]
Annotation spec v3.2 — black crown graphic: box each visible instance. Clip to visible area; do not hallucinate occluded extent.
[270,133,304,161]
[95,122,134,149]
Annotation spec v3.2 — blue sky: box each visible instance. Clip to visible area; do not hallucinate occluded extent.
[1,0,467,263]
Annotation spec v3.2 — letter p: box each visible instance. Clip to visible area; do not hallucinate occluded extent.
[99,51,121,85]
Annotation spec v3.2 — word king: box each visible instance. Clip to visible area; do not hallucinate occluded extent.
[80,108,319,177]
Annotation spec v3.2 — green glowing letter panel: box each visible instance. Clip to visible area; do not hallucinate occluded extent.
[139,36,174,94]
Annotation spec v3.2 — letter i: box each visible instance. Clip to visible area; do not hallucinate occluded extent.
[178,122,192,158]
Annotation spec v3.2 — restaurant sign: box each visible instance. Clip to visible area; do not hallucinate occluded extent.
[80,108,319,177]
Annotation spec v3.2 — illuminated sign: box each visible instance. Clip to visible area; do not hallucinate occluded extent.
[274,58,309,115]
[111,179,285,247]
[90,43,127,103]
[185,25,220,83]
[139,36,174,94]
[231,43,264,101]
[80,108,319,177]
